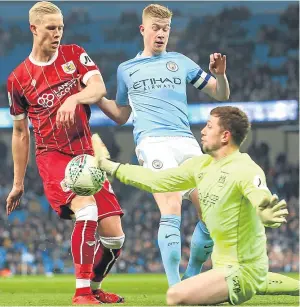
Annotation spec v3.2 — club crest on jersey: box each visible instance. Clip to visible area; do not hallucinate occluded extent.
[166,61,178,72]
[152,159,163,169]
[217,171,228,188]
[61,61,76,74]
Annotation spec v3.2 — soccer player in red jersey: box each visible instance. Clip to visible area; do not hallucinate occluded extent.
[6,1,124,304]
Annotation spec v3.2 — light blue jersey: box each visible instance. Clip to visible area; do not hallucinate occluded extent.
[116,51,212,145]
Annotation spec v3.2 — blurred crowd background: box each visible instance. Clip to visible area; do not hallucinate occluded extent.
[0,1,299,277]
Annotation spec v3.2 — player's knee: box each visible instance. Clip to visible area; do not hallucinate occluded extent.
[166,287,182,305]
[166,202,182,214]
[157,196,182,215]
[99,235,125,249]
[75,204,98,222]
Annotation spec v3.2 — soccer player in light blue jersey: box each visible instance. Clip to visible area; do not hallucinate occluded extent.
[97,4,230,286]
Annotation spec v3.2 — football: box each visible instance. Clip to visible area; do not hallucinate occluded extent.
[63,154,106,196]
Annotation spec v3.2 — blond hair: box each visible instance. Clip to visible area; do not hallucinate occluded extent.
[29,1,62,25]
[142,4,172,22]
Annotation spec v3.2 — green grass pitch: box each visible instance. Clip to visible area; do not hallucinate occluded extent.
[0,273,298,306]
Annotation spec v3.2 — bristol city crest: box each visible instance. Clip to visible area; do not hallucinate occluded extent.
[61,61,76,74]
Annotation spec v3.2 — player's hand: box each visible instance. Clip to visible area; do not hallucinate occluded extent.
[92,134,121,176]
[6,185,24,215]
[257,194,288,228]
[209,53,226,76]
[56,96,78,129]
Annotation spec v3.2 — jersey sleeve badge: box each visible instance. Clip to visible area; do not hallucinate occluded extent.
[253,175,269,191]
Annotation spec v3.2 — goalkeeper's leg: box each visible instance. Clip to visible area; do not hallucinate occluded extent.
[257,272,299,296]
[167,269,229,305]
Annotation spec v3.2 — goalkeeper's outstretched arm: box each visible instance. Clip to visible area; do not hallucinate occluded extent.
[92,133,196,193]
[238,167,288,228]
[254,194,288,228]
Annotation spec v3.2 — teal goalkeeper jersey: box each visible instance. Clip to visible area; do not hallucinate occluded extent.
[116,151,271,266]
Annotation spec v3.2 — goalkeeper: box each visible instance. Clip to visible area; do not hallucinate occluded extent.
[92,106,298,305]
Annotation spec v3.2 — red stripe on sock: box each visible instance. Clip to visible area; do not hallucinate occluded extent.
[75,286,92,296]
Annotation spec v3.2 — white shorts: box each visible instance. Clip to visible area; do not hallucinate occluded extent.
[135,136,202,199]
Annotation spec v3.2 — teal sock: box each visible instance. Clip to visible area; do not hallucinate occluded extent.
[158,215,181,286]
[182,220,213,280]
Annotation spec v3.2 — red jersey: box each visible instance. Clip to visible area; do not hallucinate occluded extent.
[7,44,100,156]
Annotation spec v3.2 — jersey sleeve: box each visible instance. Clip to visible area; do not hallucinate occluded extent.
[116,156,199,193]
[116,64,129,106]
[238,165,272,208]
[71,44,101,85]
[7,76,28,120]
[182,54,212,91]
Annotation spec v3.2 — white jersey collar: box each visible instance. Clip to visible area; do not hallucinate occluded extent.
[29,49,59,66]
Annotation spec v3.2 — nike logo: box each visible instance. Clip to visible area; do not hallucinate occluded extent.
[204,244,214,249]
[129,69,140,77]
[165,234,180,239]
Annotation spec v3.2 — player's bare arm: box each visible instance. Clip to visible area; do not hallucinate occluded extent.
[201,53,230,101]
[6,118,30,215]
[97,97,132,125]
[56,74,106,128]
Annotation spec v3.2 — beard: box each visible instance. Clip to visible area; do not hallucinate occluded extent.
[201,142,220,154]
[202,145,210,154]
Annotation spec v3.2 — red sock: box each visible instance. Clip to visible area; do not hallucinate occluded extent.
[71,220,97,295]
[91,240,121,283]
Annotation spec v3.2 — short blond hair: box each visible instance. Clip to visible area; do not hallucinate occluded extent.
[142,4,172,22]
[29,1,62,25]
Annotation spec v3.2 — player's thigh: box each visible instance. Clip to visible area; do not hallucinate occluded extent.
[166,269,229,305]
[153,192,182,216]
[97,215,124,237]
[174,137,203,205]
[36,151,84,219]
[94,180,124,226]
[69,195,96,213]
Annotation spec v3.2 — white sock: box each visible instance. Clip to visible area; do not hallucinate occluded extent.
[76,279,90,288]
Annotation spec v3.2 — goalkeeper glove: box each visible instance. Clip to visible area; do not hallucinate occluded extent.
[91,133,121,176]
[257,194,288,228]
